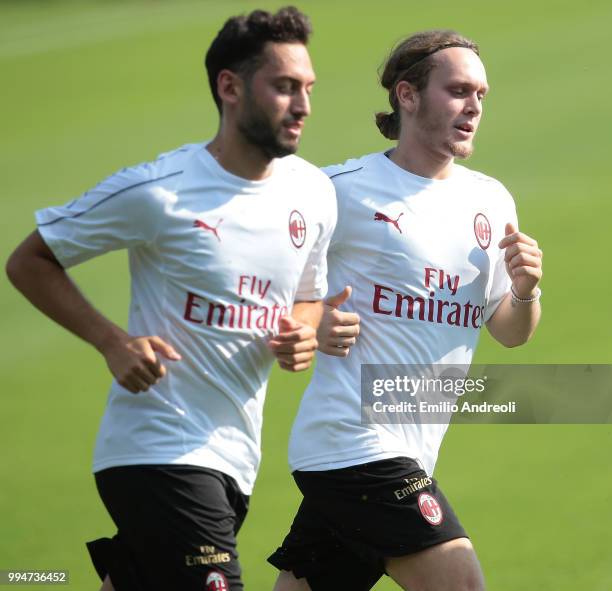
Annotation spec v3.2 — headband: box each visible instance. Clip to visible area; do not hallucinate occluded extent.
[397,42,476,78]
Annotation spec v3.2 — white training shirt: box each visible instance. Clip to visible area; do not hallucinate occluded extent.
[36,142,336,494]
[289,151,517,476]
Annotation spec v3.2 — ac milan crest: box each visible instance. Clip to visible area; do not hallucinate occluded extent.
[418,493,444,526]
[289,209,306,248]
[473,213,491,250]
[205,570,228,591]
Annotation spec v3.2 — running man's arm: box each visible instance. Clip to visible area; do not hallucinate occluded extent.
[486,223,542,347]
[292,300,325,329]
[268,301,323,372]
[6,230,180,393]
[269,172,338,370]
[316,286,360,357]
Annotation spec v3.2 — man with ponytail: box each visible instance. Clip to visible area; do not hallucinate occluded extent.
[269,30,542,590]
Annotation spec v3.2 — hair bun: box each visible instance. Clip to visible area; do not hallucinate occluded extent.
[375,111,399,140]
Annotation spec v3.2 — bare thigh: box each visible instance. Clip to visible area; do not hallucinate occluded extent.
[273,570,312,591]
[386,537,485,591]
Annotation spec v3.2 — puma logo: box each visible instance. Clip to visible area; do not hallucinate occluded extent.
[374,211,403,234]
[193,218,223,242]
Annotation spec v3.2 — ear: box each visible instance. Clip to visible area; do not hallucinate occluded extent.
[395,80,419,113]
[217,69,243,108]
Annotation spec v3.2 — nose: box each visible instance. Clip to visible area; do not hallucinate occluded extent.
[292,87,311,118]
[464,92,482,117]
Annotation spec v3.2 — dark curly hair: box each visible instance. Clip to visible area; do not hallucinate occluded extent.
[205,6,312,113]
[376,30,479,140]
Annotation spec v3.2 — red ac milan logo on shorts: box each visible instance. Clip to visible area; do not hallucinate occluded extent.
[289,210,306,248]
[418,493,444,526]
[205,570,228,591]
[473,213,491,250]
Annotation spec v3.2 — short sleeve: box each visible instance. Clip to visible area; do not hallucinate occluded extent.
[35,163,173,269]
[321,162,360,254]
[484,188,519,322]
[294,178,337,301]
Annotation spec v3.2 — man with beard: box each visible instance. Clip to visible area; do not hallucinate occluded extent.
[6,7,336,591]
[269,30,542,590]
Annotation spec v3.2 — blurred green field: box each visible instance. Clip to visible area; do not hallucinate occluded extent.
[1,0,611,589]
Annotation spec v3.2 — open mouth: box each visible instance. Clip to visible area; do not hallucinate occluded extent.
[284,121,303,137]
[455,123,474,134]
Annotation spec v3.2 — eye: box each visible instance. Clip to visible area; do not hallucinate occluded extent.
[276,82,293,94]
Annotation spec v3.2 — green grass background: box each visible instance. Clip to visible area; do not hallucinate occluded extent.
[1,0,611,588]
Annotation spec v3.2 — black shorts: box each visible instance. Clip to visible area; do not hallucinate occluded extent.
[268,457,467,591]
[87,464,249,591]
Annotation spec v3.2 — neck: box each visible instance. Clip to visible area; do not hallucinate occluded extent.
[391,130,454,180]
[207,123,274,181]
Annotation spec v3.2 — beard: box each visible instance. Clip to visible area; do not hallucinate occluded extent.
[416,96,475,160]
[237,90,298,160]
[447,138,474,159]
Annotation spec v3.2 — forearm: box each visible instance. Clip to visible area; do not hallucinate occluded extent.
[486,291,541,348]
[292,300,324,329]
[268,301,322,372]
[6,232,126,354]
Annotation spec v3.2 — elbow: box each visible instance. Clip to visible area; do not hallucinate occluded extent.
[487,314,540,349]
[5,246,42,291]
[5,250,22,288]
[6,231,61,291]
[501,339,525,349]
[497,331,534,348]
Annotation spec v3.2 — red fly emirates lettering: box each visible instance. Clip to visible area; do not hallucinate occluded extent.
[372,267,485,329]
[183,275,288,330]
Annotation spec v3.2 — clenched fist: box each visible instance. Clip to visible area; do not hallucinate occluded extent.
[318,286,360,357]
[268,316,318,372]
[498,223,543,298]
[102,334,181,394]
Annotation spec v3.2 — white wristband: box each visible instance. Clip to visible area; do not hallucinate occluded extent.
[511,286,541,304]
